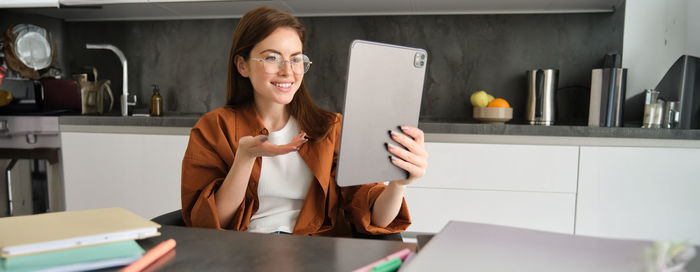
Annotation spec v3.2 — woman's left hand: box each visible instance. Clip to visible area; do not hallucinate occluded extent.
[386,126,428,186]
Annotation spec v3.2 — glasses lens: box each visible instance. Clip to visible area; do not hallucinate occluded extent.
[302,54,311,74]
[258,53,311,74]
[289,55,302,74]
[289,54,311,75]
[262,53,282,74]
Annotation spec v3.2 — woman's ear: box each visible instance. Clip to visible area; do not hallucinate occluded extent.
[235,55,249,78]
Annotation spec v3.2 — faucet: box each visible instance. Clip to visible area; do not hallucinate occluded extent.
[86,44,136,116]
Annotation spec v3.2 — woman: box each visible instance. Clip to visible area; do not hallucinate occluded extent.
[181,6,428,236]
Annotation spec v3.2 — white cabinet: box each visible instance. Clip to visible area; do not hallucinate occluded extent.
[60,132,189,219]
[405,142,578,234]
[404,187,576,234]
[576,146,700,244]
[57,128,700,243]
[416,142,578,193]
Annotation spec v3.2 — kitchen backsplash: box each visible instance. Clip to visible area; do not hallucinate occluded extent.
[3,5,623,123]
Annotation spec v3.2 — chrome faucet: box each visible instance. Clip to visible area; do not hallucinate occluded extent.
[86,44,136,116]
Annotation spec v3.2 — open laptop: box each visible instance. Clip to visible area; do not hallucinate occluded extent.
[336,40,428,187]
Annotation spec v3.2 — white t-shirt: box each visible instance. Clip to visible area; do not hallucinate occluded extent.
[248,116,313,233]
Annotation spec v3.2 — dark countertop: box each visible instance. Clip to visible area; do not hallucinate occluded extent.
[122,225,414,272]
[116,225,699,272]
[59,113,202,127]
[58,114,700,140]
[419,122,700,140]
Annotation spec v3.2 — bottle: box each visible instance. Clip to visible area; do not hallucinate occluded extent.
[150,84,163,117]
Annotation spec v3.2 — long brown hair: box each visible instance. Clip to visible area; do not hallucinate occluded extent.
[226,6,336,141]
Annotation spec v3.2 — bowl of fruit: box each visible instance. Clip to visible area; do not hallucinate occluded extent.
[470,90,513,124]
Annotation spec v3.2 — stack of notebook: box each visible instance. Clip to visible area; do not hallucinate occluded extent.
[0,207,161,272]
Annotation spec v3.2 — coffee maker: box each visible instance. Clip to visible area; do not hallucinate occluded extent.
[654,55,700,129]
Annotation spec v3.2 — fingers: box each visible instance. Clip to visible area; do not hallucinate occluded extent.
[399,126,425,144]
[288,132,308,147]
[389,155,425,179]
[257,132,310,157]
[239,132,307,158]
[387,126,427,180]
[389,129,426,156]
[264,143,298,154]
[255,135,269,143]
[240,135,268,146]
[386,141,428,180]
[386,143,425,168]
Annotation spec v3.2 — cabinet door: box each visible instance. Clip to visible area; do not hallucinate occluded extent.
[404,187,575,234]
[61,132,189,219]
[576,146,700,244]
[416,142,578,193]
[403,142,579,234]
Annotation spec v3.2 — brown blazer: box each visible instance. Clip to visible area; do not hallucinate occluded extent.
[181,104,411,236]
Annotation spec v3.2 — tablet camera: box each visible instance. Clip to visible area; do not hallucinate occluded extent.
[414,53,426,68]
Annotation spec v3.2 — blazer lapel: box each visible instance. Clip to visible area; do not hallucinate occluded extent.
[298,134,330,196]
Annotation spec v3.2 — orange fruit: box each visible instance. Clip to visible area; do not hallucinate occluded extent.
[487,98,510,108]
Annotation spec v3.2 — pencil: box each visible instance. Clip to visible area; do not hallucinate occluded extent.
[121,239,176,272]
[353,248,412,272]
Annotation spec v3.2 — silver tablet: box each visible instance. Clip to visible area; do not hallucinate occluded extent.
[336,40,428,187]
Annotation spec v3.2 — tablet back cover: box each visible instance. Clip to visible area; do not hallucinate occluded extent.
[336,40,427,187]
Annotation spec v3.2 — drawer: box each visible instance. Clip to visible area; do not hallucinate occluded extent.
[576,146,700,244]
[404,187,575,234]
[412,142,578,193]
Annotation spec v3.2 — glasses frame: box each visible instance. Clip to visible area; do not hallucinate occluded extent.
[250,53,312,75]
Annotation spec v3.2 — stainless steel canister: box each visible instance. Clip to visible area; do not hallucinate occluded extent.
[663,101,681,128]
[526,69,558,125]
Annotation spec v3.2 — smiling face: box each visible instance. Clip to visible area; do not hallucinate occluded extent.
[236,27,305,108]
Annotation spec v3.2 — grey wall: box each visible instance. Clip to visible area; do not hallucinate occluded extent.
[65,19,234,114]
[58,8,624,123]
[301,12,624,124]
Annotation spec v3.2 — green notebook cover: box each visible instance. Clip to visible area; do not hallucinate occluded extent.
[0,240,144,272]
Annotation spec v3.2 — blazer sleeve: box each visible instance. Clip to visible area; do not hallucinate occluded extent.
[341,183,411,235]
[181,114,249,230]
[333,114,411,234]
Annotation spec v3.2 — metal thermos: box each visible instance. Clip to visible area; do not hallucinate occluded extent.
[526,69,558,126]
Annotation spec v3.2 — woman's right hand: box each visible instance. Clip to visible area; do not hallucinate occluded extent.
[237,132,308,160]
[216,132,306,228]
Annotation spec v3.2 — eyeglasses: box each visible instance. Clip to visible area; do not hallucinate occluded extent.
[250,52,312,75]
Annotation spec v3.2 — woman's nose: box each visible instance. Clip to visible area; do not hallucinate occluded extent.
[278,60,293,75]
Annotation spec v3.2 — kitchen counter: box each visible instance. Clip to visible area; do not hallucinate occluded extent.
[59,113,201,127]
[420,122,700,140]
[59,115,700,140]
